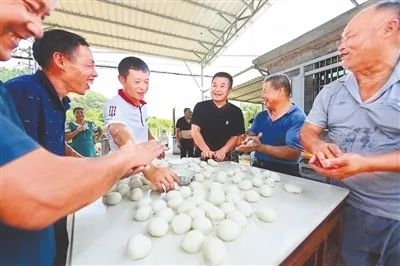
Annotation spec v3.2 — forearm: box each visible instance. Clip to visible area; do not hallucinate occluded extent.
[364,151,400,172]
[109,124,133,147]
[220,136,239,154]
[192,132,210,152]
[300,124,326,153]
[95,128,103,141]
[1,147,135,230]
[256,144,301,160]
[65,143,82,157]
[148,129,154,140]
[176,129,181,144]
[65,130,80,141]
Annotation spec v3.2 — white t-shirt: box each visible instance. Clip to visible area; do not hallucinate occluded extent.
[104,92,148,151]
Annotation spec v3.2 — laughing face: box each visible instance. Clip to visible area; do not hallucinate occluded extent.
[0,0,56,61]
[338,7,392,73]
[62,45,98,95]
[261,81,281,110]
[119,69,150,105]
[211,76,231,105]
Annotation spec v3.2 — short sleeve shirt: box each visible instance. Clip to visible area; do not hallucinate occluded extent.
[176,117,191,131]
[5,70,70,156]
[251,104,305,165]
[191,100,245,151]
[305,62,400,220]
[65,121,98,157]
[0,82,55,266]
[104,89,148,150]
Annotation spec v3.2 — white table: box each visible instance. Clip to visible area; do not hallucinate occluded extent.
[69,162,348,265]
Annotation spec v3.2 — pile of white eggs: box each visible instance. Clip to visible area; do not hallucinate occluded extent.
[102,158,302,265]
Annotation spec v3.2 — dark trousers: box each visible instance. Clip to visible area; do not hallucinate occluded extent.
[341,204,400,266]
[54,217,69,266]
[252,159,300,176]
[179,138,194,158]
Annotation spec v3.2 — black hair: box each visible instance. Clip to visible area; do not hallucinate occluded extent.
[263,74,292,97]
[183,107,191,113]
[212,72,233,89]
[73,107,84,114]
[118,56,150,78]
[33,29,89,69]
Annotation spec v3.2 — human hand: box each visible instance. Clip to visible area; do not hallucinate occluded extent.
[235,133,262,153]
[309,141,343,168]
[309,153,367,179]
[157,151,165,160]
[123,166,145,178]
[144,165,179,192]
[201,149,215,160]
[176,142,181,149]
[121,140,164,168]
[214,149,227,161]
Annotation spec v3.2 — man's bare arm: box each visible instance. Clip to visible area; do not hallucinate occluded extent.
[1,140,162,230]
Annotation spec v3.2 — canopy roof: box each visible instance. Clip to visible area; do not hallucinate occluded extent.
[229,0,369,104]
[44,0,271,66]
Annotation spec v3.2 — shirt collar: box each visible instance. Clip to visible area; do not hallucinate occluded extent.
[211,99,229,110]
[342,58,400,104]
[35,70,70,110]
[118,89,146,107]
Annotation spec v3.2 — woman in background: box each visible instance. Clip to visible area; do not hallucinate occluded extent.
[66,107,103,157]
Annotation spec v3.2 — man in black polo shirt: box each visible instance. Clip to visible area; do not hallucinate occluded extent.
[176,107,194,158]
[191,72,245,161]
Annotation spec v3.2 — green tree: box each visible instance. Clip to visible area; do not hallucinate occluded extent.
[0,67,31,82]
[240,102,262,129]
[147,116,173,138]
[66,91,108,132]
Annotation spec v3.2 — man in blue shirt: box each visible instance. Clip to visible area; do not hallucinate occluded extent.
[5,29,98,266]
[236,74,305,176]
[0,3,164,266]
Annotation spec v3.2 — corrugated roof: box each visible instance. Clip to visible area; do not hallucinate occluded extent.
[43,0,272,65]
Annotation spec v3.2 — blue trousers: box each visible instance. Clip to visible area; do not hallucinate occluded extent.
[341,204,400,266]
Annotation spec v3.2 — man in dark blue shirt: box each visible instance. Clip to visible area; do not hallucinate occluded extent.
[0,3,164,266]
[5,29,98,266]
[236,74,306,176]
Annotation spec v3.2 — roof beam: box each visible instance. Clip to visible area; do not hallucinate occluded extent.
[97,0,224,33]
[183,0,237,19]
[44,23,206,56]
[349,0,359,6]
[50,9,214,46]
[90,42,198,63]
[200,0,271,65]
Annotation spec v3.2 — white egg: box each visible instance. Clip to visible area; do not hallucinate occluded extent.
[284,183,302,194]
[102,192,122,205]
[202,237,226,266]
[171,213,192,235]
[257,207,277,222]
[217,219,241,242]
[129,188,143,201]
[181,230,205,254]
[147,217,169,237]
[134,206,153,222]
[126,234,152,260]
